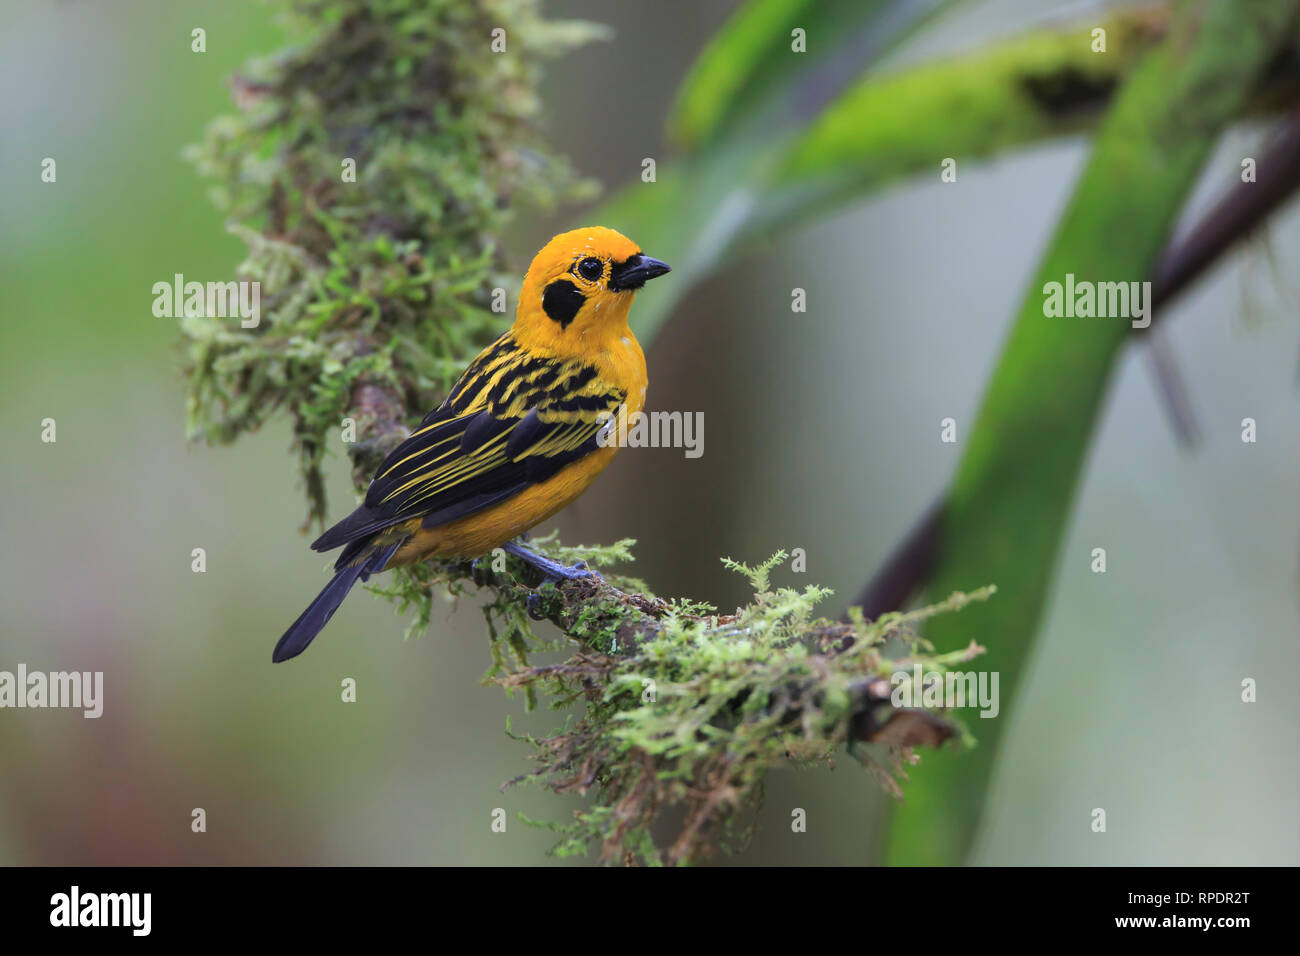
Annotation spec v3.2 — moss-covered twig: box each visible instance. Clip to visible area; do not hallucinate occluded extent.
[446,546,992,865]
[183,0,602,526]
[367,537,994,863]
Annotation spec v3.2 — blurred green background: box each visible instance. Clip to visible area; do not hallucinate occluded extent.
[1,0,1296,865]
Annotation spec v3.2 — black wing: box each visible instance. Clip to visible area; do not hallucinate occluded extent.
[311,334,625,557]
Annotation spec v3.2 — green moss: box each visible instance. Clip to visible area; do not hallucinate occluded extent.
[492,551,994,865]
[183,0,603,526]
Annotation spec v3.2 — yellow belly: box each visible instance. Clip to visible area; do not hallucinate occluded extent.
[384,444,620,564]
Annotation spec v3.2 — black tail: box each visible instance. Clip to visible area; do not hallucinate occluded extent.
[272,542,400,663]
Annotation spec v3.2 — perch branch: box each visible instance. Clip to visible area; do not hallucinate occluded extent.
[438,559,963,751]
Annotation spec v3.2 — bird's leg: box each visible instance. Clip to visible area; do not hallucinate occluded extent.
[503,539,599,583]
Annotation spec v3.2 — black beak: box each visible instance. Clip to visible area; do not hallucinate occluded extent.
[609,254,671,291]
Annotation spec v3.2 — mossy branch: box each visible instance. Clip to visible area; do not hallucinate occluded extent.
[408,543,993,865]
[183,0,602,527]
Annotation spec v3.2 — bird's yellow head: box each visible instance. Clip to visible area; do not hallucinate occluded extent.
[514,226,670,348]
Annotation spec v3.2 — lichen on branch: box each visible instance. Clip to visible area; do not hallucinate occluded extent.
[407,544,993,865]
[182,0,602,526]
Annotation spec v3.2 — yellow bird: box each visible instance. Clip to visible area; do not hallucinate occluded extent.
[273,226,669,662]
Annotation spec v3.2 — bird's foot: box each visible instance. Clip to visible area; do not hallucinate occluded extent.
[503,539,602,585]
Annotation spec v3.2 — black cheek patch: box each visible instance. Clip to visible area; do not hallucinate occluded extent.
[542,279,586,329]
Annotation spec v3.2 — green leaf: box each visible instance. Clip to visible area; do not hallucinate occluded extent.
[603,0,963,344]
[601,4,1184,346]
[670,0,953,149]
[669,0,815,147]
[884,0,1300,865]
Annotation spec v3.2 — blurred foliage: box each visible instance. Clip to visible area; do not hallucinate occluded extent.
[889,0,1300,864]
[769,10,1164,230]
[667,0,937,150]
[601,0,961,342]
[599,1,1300,344]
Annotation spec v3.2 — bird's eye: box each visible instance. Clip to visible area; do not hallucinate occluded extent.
[577,257,604,282]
